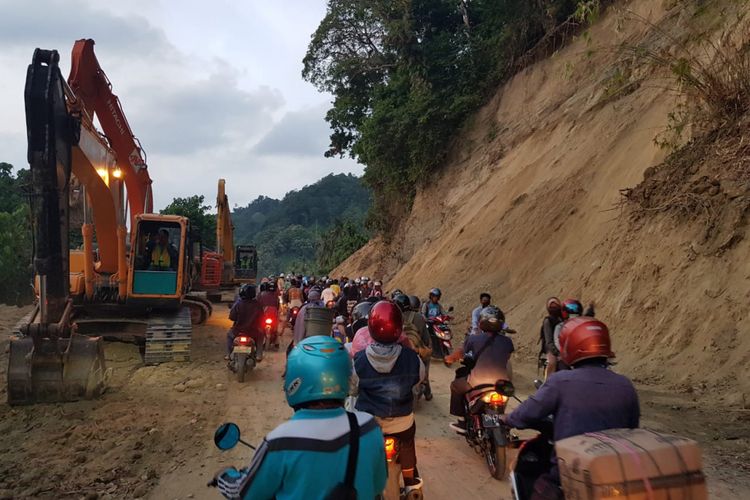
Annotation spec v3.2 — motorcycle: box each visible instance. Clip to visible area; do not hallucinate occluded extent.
[509,418,554,500]
[207,422,256,489]
[264,313,279,350]
[288,305,300,329]
[383,435,423,500]
[458,379,517,480]
[428,308,454,361]
[229,334,257,382]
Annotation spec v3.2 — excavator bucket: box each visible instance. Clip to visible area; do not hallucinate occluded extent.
[7,333,108,405]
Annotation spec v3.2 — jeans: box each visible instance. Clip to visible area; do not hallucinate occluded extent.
[449,375,472,416]
[388,423,417,478]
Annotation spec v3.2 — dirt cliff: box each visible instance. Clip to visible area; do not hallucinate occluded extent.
[336,0,750,403]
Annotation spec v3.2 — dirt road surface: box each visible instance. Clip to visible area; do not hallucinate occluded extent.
[1,305,748,499]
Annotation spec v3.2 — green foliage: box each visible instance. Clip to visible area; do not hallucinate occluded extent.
[0,164,33,305]
[160,195,217,249]
[305,0,591,234]
[233,173,371,276]
[316,219,370,274]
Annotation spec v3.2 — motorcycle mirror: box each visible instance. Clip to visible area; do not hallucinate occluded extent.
[533,379,544,390]
[495,379,515,397]
[448,306,454,312]
[214,423,241,450]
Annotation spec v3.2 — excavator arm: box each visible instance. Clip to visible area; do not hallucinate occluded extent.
[216,179,235,282]
[7,48,107,405]
[68,38,153,228]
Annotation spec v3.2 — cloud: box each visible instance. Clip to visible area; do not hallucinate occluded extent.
[0,0,362,212]
[253,105,331,157]
[0,0,175,58]
[128,75,284,156]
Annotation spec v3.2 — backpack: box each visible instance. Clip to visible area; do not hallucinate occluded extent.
[402,311,430,360]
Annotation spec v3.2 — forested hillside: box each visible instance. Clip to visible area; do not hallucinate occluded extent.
[232,173,371,275]
[0,163,32,305]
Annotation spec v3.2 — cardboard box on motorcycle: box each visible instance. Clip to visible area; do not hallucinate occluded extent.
[556,428,706,500]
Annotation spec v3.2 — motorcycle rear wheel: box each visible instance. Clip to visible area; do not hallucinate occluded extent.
[236,353,247,383]
[486,438,508,480]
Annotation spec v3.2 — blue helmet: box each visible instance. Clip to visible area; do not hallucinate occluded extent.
[284,337,351,408]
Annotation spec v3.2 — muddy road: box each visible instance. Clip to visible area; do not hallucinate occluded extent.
[0,306,748,499]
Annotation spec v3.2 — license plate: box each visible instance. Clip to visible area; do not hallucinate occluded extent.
[482,413,503,428]
[233,346,253,354]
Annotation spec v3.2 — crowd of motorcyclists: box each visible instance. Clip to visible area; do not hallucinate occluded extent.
[217,274,640,500]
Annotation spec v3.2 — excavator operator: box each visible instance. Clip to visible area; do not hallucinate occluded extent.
[145,229,178,271]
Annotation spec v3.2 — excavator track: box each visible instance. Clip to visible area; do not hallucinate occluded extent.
[184,296,211,325]
[143,307,193,365]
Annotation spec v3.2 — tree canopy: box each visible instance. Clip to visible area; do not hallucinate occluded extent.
[304,0,586,233]
[0,163,33,305]
[160,195,217,249]
[233,173,371,275]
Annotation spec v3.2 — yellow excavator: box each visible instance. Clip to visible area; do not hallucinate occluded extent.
[7,42,212,405]
[198,179,257,301]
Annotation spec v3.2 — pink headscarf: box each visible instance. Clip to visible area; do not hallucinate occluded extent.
[350,326,413,357]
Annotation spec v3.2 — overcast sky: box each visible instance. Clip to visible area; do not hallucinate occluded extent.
[0,0,361,210]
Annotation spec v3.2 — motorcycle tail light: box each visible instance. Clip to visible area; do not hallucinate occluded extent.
[238,336,249,344]
[384,437,397,462]
[482,392,508,405]
[265,318,273,326]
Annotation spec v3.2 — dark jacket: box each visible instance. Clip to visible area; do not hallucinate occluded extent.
[506,364,640,443]
[229,298,263,335]
[541,316,563,356]
[354,344,422,418]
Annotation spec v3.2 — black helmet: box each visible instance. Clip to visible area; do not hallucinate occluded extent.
[393,294,411,312]
[259,282,269,292]
[351,301,374,322]
[479,305,505,333]
[408,295,421,311]
[429,288,442,298]
[239,284,256,300]
[390,289,404,300]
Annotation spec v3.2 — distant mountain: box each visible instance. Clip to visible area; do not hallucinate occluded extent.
[233,173,371,276]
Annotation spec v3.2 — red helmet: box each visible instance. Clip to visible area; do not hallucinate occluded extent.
[559,317,615,366]
[368,301,403,344]
[561,298,583,320]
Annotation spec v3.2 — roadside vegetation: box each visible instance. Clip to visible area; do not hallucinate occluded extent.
[304,0,606,236]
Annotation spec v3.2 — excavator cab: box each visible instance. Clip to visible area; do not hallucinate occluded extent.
[234,245,258,284]
[128,214,189,308]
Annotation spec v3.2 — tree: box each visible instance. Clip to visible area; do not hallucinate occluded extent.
[160,195,217,249]
[304,1,589,234]
[316,219,370,274]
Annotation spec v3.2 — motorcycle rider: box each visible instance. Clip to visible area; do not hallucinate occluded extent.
[285,279,303,309]
[446,306,514,434]
[292,288,326,345]
[551,298,595,371]
[470,293,492,336]
[421,288,445,320]
[394,293,433,400]
[353,301,425,494]
[370,280,384,298]
[227,284,265,362]
[540,297,563,374]
[504,317,639,500]
[258,282,280,349]
[215,336,387,499]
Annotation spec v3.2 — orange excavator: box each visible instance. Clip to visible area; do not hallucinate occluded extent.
[7,40,212,405]
[199,179,257,300]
